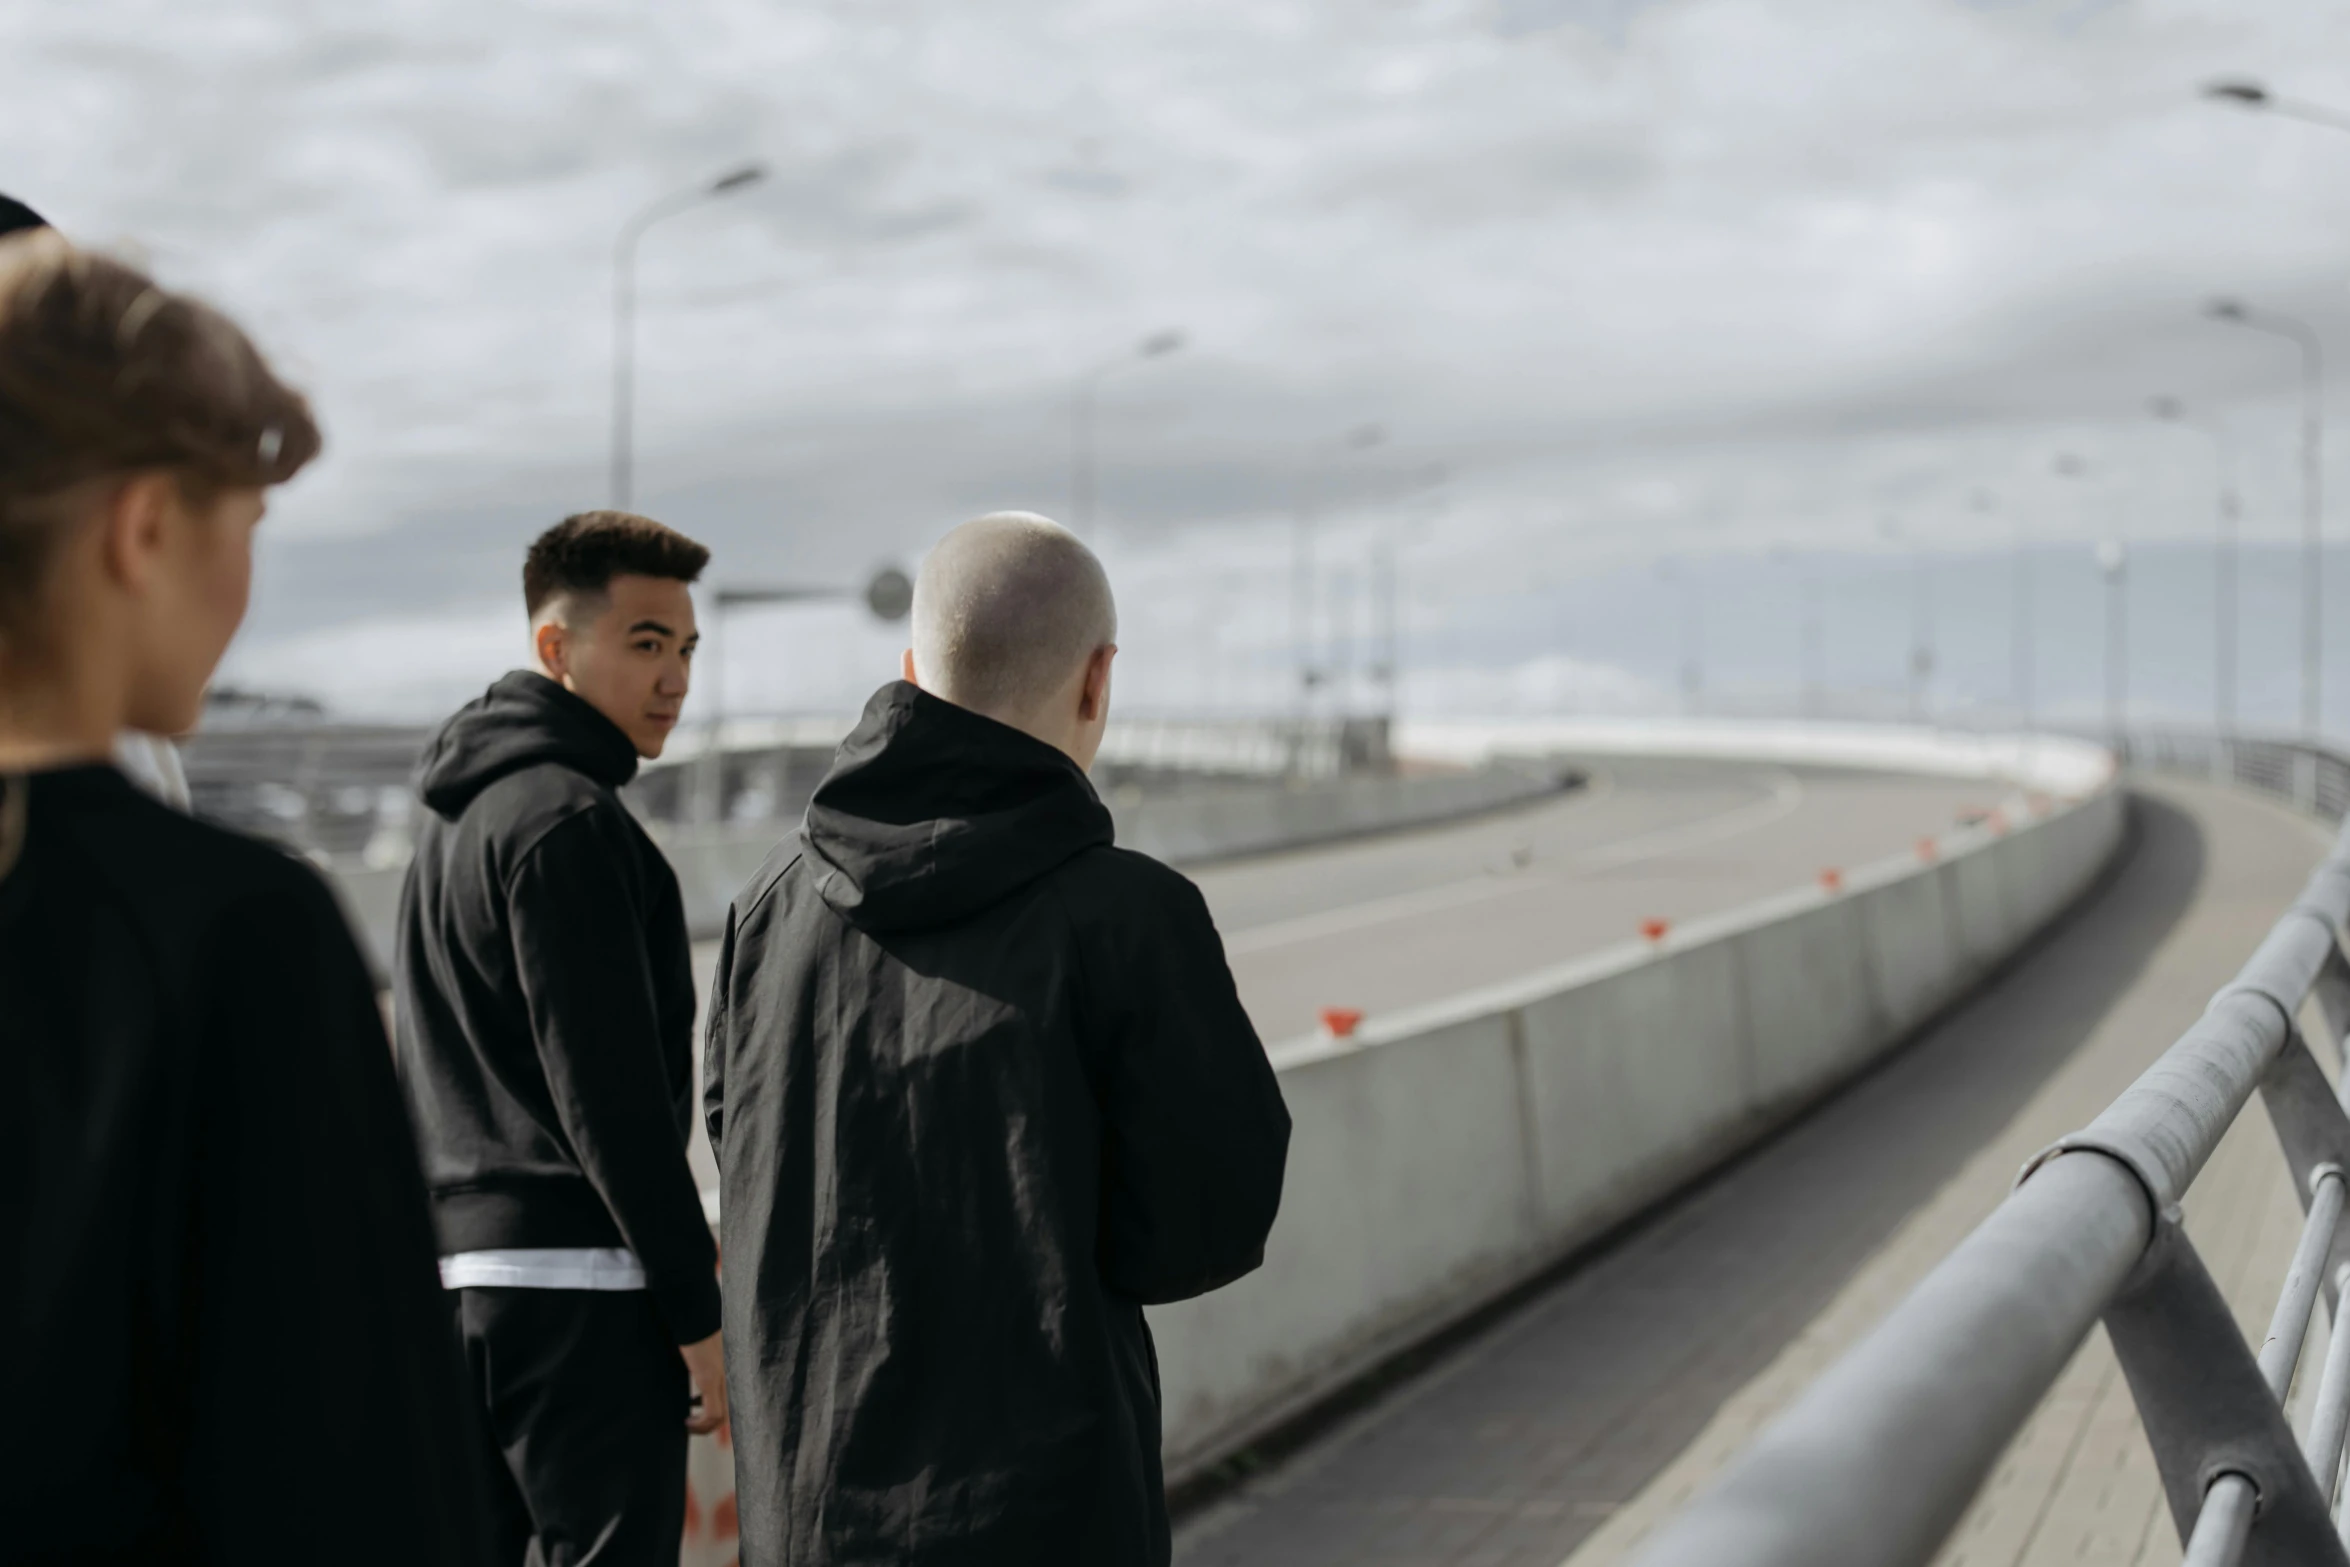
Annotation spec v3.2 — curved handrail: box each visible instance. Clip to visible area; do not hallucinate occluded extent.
[1627,753,2350,1567]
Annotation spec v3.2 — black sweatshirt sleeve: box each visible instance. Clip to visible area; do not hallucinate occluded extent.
[1087,866,1292,1305]
[188,864,494,1566]
[506,807,721,1344]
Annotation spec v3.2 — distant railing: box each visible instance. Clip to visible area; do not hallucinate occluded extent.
[1626,738,2350,1567]
[2124,730,2350,824]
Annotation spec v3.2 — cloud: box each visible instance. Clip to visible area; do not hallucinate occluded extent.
[9,0,2350,716]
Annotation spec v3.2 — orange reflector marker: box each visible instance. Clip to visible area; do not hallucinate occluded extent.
[1640,917,1670,943]
[1917,837,1938,862]
[1819,868,1843,893]
[1319,1006,1364,1039]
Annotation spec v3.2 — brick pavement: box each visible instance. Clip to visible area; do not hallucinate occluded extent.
[1173,780,2335,1567]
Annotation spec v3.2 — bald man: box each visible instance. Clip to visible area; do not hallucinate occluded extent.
[705,512,1291,1566]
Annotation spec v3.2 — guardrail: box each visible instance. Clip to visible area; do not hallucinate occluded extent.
[2125,730,2350,824]
[1626,741,2350,1567]
[1150,737,2124,1483]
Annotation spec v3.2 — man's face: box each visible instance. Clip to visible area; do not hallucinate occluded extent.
[540,573,698,758]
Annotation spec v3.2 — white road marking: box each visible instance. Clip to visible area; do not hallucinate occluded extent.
[1221,770,1804,956]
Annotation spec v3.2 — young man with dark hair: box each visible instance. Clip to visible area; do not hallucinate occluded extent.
[395,509,724,1567]
[706,511,1292,1566]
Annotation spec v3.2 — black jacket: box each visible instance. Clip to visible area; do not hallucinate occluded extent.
[705,683,1292,1567]
[0,765,491,1564]
[394,671,719,1345]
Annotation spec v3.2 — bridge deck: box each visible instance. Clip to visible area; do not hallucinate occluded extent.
[1172,777,2331,1567]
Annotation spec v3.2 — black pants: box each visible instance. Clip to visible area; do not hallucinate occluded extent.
[453,1288,689,1567]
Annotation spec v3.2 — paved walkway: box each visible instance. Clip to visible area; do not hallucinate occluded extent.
[1172,778,2336,1567]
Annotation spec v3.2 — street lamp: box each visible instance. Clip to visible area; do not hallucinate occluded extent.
[1880,516,1935,724]
[1070,328,1185,541]
[612,162,768,510]
[690,567,913,825]
[1660,556,1702,716]
[1294,422,1386,719]
[2150,395,2241,734]
[2206,297,2324,738]
[2203,79,2350,133]
[2096,538,2128,746]
[1369,461,1451,725]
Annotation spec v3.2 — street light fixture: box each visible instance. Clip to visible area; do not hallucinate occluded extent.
[2203,78,2350,133]
[691,566,912,825]
[1293,423,1386,718]
[611,162,769,510]
[2206,296,2325,738]
[2150,395,2241,735]
[1879,516,1935,724]
[1070,328,1185,541]
[2096,538,2129,746]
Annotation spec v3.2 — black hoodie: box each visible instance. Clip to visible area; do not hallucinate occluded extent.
[393,671,718,1345]
[1,766,492,1564]
[704,683,1292,1567]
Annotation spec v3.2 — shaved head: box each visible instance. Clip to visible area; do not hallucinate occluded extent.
[911,511,1116,723]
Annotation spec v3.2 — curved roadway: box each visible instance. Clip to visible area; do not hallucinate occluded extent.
[1196,757,2005,1045]
[1173,778,2331,1567]
[689,756,2008,1182]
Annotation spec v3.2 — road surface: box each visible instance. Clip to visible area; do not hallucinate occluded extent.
[687,756,2005,1187]
[1171,777,2330,1567]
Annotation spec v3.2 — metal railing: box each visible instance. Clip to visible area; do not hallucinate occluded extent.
[1628,737,2350,1567]
[2123,730,2350,824]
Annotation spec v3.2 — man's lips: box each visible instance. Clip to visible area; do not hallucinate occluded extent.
[645,711,679,728]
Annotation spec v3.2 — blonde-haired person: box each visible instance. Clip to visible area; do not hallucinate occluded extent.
[1,193,193,812]
[0,231,492,1564]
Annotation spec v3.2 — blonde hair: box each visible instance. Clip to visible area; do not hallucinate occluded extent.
[911,512,1116,719]
[0,230,320,656]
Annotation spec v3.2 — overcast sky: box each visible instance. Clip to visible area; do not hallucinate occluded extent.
[9,0,2350,718]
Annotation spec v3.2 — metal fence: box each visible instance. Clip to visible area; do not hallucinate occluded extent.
[2123,730,2350,825]
[1627,732,2350,1567]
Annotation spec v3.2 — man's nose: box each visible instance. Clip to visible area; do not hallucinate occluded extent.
[660,659,691,697]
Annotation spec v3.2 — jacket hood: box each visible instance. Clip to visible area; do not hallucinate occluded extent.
[415,671,641,818]
[804,682,1113,934]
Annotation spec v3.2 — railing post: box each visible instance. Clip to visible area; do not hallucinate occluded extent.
[2104,1213,2348,1565]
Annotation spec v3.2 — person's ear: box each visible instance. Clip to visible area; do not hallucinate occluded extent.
[1077,644,1116,724]
[900,647,920,688]
[534,618,569,682]
[98,474,178,598]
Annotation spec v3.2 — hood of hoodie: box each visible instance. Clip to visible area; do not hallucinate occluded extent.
[804,682,1113,934]
[415,671,642,819]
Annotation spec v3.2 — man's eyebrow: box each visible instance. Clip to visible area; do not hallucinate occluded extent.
[626,619,675,637]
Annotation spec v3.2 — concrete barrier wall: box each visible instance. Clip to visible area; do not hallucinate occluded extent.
[1144,782,2127,1481]
[324,764,1571,973]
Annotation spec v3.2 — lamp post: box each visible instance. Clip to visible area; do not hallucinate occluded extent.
[2151,395,2241,734]
[2096,539,2128,746]
[2204,78,2350,133]
[2207,298,2324,738]
[1880,516,1935,724]
[2033,458,2092,730]
[612,163,768,510]
[1660,556,1703,716]
[691,568,913,825]
[1070,328,1185,541]
[1367,462,1450,727]
[1294,422,1386,721]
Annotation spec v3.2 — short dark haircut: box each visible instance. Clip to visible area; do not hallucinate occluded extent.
[523,510,710,618]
